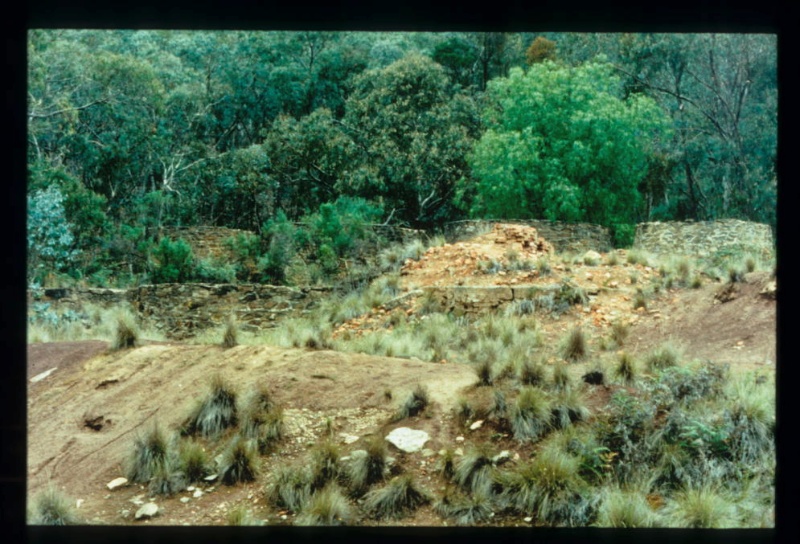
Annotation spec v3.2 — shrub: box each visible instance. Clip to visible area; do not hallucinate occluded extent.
[195,258,238,283]
[362,474,431,520]
[391,384,429,422]
[724,376,775,465]
[561,327,588,362]
[28,485,82,525]
[657,362,729,405]
[221,317,238,349]
[434,488,494,525]
[266,464,313,512]
[126,423,170,483]
[645,342,682,372]
[294,484,355,526]
[220,436,259,485]
[346,437,387,495]
[552,364,571,390]
[595,488,657,527]
[505,299,535,317]
[182,375,238,440]
[510,387,551,442]
[150,237,195,284]
[111,314,139,351]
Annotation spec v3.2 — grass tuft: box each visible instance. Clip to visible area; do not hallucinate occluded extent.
[266,464,313,512]
[561,327,588,362]
[226,504,259,526]
[610,320,629,347]
[434,487,494,525]
[310,441,342,490]
[112,315,139,351]
[219,436,259,485]
[28,485,82,525]
[645,342,682,372]
[552,364,571,391]
[346,437,387,496]
[362,474,431,520]
[239,386,283,454]
[182,375,238,440]
[550,388,589,430]
[177,439,209,482]
[221,316,238,349]
[667,486,735,528]
[596,488,657,527]
[126,423,170,483]
[614,352,637,385]
[148,462,188,496]
[454,444,498,497]
[391,384,430,422]
[518,359,546,386]
[510,387,552,442]
[295,484,355,526]
[474,359,494,386]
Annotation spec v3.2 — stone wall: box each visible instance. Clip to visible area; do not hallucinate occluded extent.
[634,219,774,260]
[158,226,253,261]
[30,283,331,339]
[421,282,588,316]
[442,220,612,253]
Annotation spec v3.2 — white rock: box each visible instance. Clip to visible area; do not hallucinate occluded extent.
[134,503,159,520]
[454,448,464,456]
[524,517,533,523]
[349,450,367,460]
[420,448,435,457]
[583,250,601,263]
[492,451,511,465]
[106,477,128,491]
[187,486,195,492]
[193,489,203,498]
[385,427,430,453]
[180,497,190,504]
[204,474,218,481]
[76,499,84,509]
[130,494,145,506]
[31,367,57,383]
[455,436,465,442]
[340,434,360,444]
[469,420,484,431]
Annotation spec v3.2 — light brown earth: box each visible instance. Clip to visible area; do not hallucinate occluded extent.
[26,224,776,526]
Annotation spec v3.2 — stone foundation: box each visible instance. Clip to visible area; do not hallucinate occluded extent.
[443,220,612,253]
[634,219,774,260]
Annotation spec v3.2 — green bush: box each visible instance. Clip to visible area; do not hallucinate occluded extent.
[150,237,195,284]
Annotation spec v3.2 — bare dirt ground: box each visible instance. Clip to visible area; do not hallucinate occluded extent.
[26,224,776,527]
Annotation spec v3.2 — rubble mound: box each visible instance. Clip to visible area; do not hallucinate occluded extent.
[401,223,554,288]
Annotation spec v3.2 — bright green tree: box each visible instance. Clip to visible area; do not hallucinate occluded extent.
[465,59,671,245]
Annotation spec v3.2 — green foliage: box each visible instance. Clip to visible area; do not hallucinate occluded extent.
[510,387,552,442]
[295,484,355,526]
[526,36,557,64]
[434,488,494,525]
[466,60,671,232]
[645,342,682,372]
[259,210,298,284]
[27,185,77,286]
[177,440,209,482]
[28,485,82,525]
[149,237,195,284]
[362,475,431,520]
[266,464,313,512]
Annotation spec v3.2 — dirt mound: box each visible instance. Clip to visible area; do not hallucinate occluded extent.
[401,223,554,288]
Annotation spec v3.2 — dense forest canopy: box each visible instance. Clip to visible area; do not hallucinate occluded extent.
[27,30,777,287]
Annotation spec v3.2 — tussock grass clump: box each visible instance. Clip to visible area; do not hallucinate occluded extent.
[474,359,494,386]
[148,462,188,496]
[614,352,637,385]
[435,449,457,480]
[610,320,629,347]
[362,474,432,520]
[596,488,657,527]
[28,485,82,525]
[498,447,594,526]
[489,389,508,419]
[645,342,682,372]
[456,397,475,426]
[226,504,259,526]
[310,441,343,490]
[126,423,170,483]
[177,439,209,482]
[220,436,259,485]
[537,256,552,276]
[346,437,387,495]
[434,488,494,525]
[552,364,571,390]
[604,252,620,266]
[691,274,703,289]
[510,387,552,442]
[550,388,589,430]
[266,464,313,512]
[626,248,650,266]
[112,314,139,351]
[518,359,546,386]
[221,317,238,349]
[724,375,775,464]
[657,362,729,404]
[633,288,647,310]
[391,384,429,422]
[727,266,744,283]
[506,299,535,317]
[182,375,238,440]
[454,444,499,496]
[667,487,736,528]
[295,484,355,526]
[239,386,284,454]
[561,327,588,362]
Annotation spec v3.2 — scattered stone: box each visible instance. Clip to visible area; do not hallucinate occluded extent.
[106,477,128,491]
[340,434,360,445]
[76,499,84,509]
[30,367,57,383]
[349,450,367,460]
[582,371,604,385]
[121,509,130,518]
[469,420,484,431]
[134,503,159,520]
[583,250,601,264]
[187,486,195,492]
[204,474,218,482]
[420,448,436,457]
[454,448,464,456]
[180,497,190,504]
[491,451,512,466]
[455,436,465,442]
[760,280,776,300]
[524,517,533,523]
[193,489,203,499]
[130,494,145,506]
[385,427,430,453]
